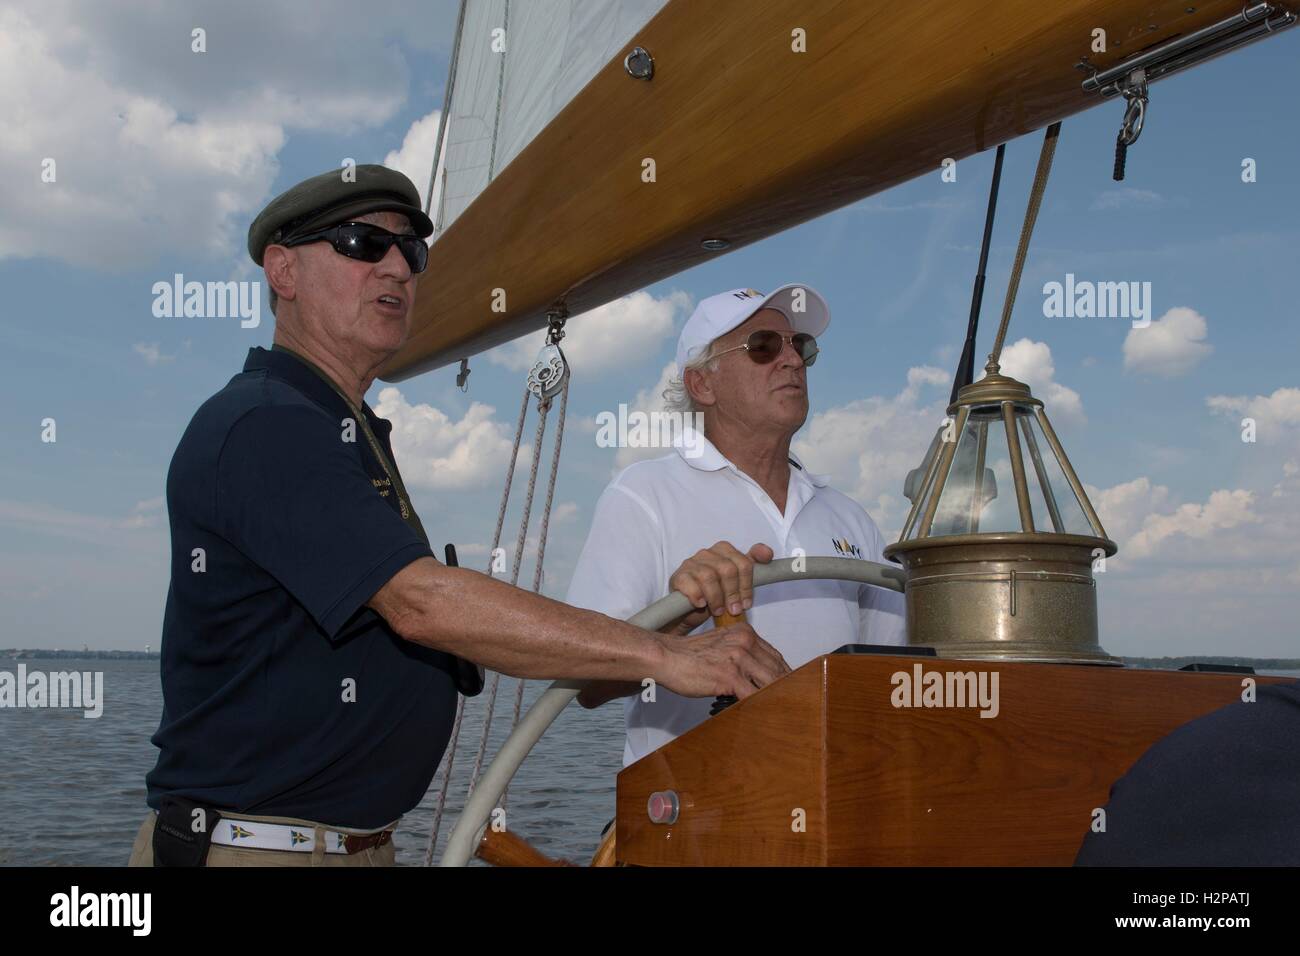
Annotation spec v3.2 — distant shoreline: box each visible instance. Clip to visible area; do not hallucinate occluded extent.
[1122,656,1300,671]
[2,649,1297,670]
[1,649,160,660]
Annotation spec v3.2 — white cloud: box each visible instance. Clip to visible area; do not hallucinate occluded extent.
[0,498,166,544]
[1274,459,1300,499]
[383,109,443,213]
[792,365,952,536]
[1206,386,1300,441]
[877,202,965,325]
[1085,466,1300,656]
[612,361,680,471]
[998,337,1085,425]
[1123,307,1212,377]
[1087,476,1172,545]
[1124,488,1259,559]
[449,501,578,581]
[1089,188,1168,211]
[120,498,165,530]
[1086,475,1263,561]
[373,387,522,492]
[0,0,440,269]
[0,7,282,269]
[851,197,964,214]
[486,290,691,376]
[550,501,579,525]
[133,342,175,365]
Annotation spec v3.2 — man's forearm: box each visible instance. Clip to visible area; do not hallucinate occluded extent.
[576,679,641,709]
[370,557,667,683]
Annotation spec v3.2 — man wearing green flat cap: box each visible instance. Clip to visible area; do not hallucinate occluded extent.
[129,164,790,867]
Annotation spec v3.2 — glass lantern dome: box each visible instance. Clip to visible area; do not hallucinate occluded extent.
[885,364,1119,664]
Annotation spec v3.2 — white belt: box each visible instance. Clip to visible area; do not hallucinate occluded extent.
[209,817,392,855]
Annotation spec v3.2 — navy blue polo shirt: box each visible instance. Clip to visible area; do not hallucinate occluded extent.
[1075,679,1300,865]
[146,346,458,830]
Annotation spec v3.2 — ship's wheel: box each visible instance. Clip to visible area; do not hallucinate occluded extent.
[440,556,906,866]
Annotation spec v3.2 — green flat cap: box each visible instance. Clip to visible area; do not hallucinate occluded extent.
[247,164,434,265]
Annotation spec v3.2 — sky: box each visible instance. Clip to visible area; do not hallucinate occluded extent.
[1,1,1298,658]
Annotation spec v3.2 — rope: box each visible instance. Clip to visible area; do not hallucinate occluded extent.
[474,393,550,809]
[509,400,552,590]
[421,692,464,866]
[988,122,1061,369]
[531,381,569,611]
[488,388,533,576]
[464,671,503,814]
[504,376,570,811]
[421,305,570,859]
[421,385,529,862]
[464,385,537,804]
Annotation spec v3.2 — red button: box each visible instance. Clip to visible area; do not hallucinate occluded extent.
[647,790,679,824]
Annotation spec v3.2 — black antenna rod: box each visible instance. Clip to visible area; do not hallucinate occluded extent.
[951,142,1006,404]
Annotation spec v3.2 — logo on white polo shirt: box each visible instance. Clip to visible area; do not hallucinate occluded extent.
[830,537,862,558]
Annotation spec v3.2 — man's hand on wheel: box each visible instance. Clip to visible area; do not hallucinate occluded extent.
[653,622,790,699]
[661,541,775,637]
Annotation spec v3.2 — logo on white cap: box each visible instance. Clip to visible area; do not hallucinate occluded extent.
[675,283,831,372]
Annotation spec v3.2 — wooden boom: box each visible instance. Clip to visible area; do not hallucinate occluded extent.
[382,0,1294,379]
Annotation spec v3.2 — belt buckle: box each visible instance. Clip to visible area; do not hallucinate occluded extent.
[343,827,391,855]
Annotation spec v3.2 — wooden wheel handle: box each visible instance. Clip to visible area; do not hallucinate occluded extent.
[710,608,746,714]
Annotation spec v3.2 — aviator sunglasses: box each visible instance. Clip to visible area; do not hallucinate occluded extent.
[282,221,429,274]
[712,330,819,367]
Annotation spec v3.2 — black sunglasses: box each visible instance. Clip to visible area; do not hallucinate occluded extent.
[282,222,429,274]
[713,330,819,367]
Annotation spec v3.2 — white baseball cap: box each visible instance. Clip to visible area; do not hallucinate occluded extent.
[675,283,831,372]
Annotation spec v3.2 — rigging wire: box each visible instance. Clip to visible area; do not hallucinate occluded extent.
[424,0,469,223]
[421,327,571,863]
[950,142,1006,404]
[421,385,530,866]
[988,122,1062,370]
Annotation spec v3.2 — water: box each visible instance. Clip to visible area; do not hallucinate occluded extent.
[2,657,1295,866]
[0,657,625,866]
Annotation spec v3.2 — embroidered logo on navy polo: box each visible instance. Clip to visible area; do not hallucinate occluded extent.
[290,830,309,846]
[229,824,253,840]
[831,537,862,558]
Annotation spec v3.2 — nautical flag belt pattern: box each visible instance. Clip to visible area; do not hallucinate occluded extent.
[210,818,394,854]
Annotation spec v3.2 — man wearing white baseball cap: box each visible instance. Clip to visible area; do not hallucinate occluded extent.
[567,283,906,766]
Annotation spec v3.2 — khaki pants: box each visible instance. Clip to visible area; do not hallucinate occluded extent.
[126,810,397,867]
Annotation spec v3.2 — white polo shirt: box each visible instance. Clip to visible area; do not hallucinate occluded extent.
[565,432,906,765]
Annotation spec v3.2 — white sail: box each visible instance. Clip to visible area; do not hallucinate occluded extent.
[432,0,668,236]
